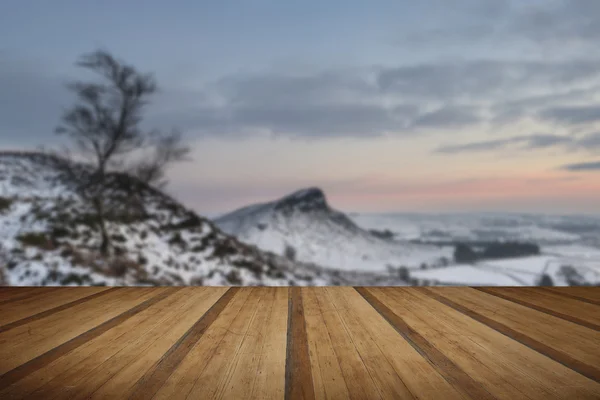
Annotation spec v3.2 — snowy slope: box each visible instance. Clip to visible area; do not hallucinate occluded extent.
[0,152,347,286]
[215,188,450,271]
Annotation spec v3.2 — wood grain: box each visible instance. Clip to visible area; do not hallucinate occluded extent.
[0,286,599,400]
[421,287,600,383]
[356,287,497,400]
[477,287,600,331]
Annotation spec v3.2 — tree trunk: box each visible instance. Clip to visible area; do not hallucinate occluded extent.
[94,197,110,257]
[99,219,110,257]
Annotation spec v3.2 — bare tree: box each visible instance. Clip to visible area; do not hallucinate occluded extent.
[55,49,190,256]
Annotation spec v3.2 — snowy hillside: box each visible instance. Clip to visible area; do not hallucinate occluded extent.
[0,152,351,286]
[215,188,450,272]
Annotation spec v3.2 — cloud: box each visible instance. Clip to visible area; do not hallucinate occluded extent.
[401,1,600,50]
[560,161,600,171]
[576,131,600,149]
[513,0,600,46]
[377,60,600,102]
[411,106,482,129]
[538,105,600,125]
[525,134,574,149]
[3,41,600,145]
[435,134,574,154]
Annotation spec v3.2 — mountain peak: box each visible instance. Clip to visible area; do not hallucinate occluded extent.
[274,187,328,213]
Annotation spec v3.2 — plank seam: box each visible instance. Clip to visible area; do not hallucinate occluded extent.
[0,287,178,390]
[541,288,600,307]
[421,287,600,384]
[128,287,240,400]
[475,288,600,332]
[0,287,122,334]
[0,287,62,306]
[285,287,316,400]
[355,287,497,400]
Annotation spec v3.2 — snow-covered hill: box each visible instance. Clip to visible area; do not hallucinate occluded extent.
[0,152,351,286]
[215,188,450,272]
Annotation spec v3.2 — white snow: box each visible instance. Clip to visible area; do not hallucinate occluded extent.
[410,265,524,286]
[216,190,451,272]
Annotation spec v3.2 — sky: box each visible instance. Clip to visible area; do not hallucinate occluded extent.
[2,0,600,215]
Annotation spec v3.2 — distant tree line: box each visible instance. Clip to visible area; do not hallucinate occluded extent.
[454,241,540,264]
[369,229,395,240]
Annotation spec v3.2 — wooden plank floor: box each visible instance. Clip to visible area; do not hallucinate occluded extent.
[0,287,599,399]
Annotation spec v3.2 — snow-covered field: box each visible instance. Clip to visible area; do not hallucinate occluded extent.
[349,212,598,244]
[350,213,600,286]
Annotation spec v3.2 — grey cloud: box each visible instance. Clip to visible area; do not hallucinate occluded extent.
[411,106,482,129]
[435,134,574,154]
[401,1,600,50]
[436,138,520,154]
[577,132,600,149]
[216,71,377,107]
[539,105,600,125]
[560,161,600,171]
[3,49,600,145]
[377,60,600,102]
[525,134,574,149]
[514,0,600,45]
[227,103,405,138]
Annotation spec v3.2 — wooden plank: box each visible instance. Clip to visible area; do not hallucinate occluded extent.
[357,287,497,400]
[477,287,600,331]
[218,288,278,399]
[12,287,202,399]
[0,287,194,400]
[250,287,288,400]
[423,287,600,383]
[302,287,350,400]
[380,288,600,399]
[285,287,316,400]
[335,287,465,400]
[0,288,61,306]
[0,287,112,326]
[124,287,236,399]
[324,287,415,399]
[543,288,600,306]
[151,287,254,399]
[0,287,172,388]
[1,286,599,400]
[183,288,265,399]
[314,288,382,399]
[423,287,600,372]
[66,287,230,400]
[0,288,118,334]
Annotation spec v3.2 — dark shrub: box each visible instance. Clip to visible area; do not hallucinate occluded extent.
[226,270,242,285]
[454,243,479,263]
[558,266,588,286]
[51,226,70,239]
[537,274,554,286]
[398,266,410,281]
[284,244,297,262]
[17,232,54,250]
[111,234,127,243]
[482,242,540,259]
[369,229,395,240]
[0,197,12,213]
